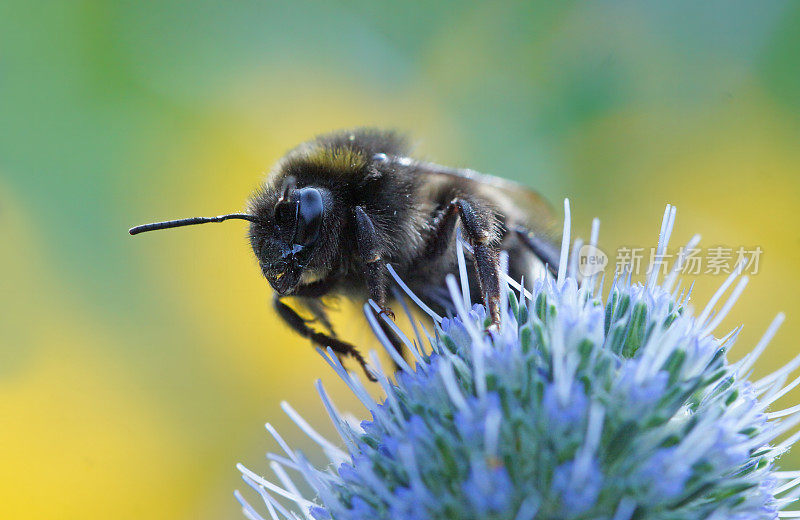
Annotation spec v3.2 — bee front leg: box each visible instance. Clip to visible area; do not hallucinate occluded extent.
[424,198,502,330]
[354,206,393,319]
[354,206,407,367]
[273,295,375,381]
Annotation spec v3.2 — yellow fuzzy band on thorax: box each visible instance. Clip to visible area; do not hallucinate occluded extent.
[303,145,367,174]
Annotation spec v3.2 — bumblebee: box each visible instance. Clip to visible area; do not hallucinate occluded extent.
[130,129,560,377]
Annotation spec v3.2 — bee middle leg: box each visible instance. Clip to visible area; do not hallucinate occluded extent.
[422,198,502,329]
[272,295,375,381]
[300,297,336,336]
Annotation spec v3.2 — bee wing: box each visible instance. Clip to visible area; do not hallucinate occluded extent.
[415,161,561,239]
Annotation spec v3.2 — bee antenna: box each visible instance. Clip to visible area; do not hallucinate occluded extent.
[128,213,261,235]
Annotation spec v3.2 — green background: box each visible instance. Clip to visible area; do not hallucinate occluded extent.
[2,1,799,518]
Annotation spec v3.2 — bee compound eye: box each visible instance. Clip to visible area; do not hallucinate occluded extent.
[294,187,324,246]
[274,200,295,225]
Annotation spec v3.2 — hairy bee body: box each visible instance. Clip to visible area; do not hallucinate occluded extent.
[248,129,557,307]
[131,128,560,377]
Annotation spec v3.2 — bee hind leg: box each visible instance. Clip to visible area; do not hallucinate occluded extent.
[273,295,375,381]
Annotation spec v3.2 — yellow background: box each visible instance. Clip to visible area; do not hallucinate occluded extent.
[1,1,799,518]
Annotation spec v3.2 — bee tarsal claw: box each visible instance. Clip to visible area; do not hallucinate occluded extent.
[377,307,396,321]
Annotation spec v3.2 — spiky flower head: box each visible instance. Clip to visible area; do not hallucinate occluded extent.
[236,203,799,520]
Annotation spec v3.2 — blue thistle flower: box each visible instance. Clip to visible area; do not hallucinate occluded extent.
[236,202,800,520]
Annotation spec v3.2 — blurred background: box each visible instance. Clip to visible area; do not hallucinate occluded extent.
[1,1,799,518]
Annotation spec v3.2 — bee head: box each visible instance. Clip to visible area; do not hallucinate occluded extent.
[247,176,329,295]
[128,174,334,296]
